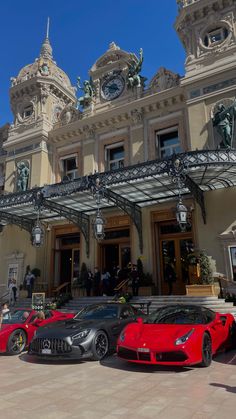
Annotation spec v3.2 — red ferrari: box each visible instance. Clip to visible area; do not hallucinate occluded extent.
[0,308,74,355]
[117,304,236,367]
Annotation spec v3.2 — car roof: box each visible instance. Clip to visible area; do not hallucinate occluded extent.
[153,304,213,312]
[76,302,133,312]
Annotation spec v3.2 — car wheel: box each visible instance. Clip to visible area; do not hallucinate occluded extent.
[91,330,109,360]
[7,329,27,355]
[230,322,236,348]
[200,333,212,367]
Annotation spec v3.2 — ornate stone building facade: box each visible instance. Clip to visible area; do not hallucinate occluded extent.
[1,0,236,296]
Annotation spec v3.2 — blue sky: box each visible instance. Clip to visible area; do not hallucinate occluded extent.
[0,0,185,125]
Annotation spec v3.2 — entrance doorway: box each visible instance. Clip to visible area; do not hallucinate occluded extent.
[53,232,80,289]
[60,249,72,284]
[157,221,194,295]
[101,243,131,272]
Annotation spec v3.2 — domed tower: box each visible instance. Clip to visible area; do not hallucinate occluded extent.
[175,0,236,81]
[4,22,76,192]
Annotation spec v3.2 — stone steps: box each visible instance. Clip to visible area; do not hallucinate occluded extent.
[13,295,236,317]
[63,296,236,317]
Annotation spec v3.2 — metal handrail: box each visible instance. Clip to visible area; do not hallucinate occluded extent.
[0,290,9,303]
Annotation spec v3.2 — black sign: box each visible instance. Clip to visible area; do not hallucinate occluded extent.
[32,293,45,311]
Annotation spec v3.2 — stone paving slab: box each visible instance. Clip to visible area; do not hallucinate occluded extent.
[0,350,236,419]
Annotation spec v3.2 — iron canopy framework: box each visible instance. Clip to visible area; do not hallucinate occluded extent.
[0,149,236,255]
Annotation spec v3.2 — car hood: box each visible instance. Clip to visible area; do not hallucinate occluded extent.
[125,324,197,346]
[35,319,107,339]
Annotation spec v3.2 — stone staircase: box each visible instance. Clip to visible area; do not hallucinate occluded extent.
[131,296,236,317]
[12,295,236,318]
[62,295,236,317]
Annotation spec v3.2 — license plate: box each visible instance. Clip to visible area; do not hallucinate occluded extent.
[41,349,52,354]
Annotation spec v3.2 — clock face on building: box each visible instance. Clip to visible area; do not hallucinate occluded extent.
[101,76,125,100]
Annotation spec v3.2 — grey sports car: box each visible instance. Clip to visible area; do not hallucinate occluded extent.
[28,302,144,360]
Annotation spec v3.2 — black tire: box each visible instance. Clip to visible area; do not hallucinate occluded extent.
[200,333,212,367]
[230,322,236,349]
[7,329,27,355]
[91,330,109,360]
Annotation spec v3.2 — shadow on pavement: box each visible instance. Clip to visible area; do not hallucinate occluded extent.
[100,354,194,373]
[19,352,85,365]
[212,349,236,366]
[210,382,236,394]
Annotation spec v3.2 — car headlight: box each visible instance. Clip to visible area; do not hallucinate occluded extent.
[119,331,126,342]
[72,329,90,341]
[175,329,194,345]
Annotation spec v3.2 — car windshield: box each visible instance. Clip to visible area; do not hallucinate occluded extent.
[145,306,205,325]
[74,305,119,320]
[1,310,31,324]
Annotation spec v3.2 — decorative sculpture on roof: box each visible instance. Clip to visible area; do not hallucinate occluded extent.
[127,48,147,89]
[149,67,180,92]
[76,77,95,109]
[16,161,30,191]
[212,100,236,149]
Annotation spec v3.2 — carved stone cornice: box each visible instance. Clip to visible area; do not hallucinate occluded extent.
[176,0,235,28]
[49,87,184,143]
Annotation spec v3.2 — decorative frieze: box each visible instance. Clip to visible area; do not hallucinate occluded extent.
[189,77,236,99]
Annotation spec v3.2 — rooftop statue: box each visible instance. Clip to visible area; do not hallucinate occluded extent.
[127,48,147,89]
[212,101,236,149]
[76,77,95,109]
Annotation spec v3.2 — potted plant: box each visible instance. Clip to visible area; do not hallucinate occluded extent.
[185,251,220,296]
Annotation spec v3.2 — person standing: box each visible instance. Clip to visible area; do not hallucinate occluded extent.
[24,266,35,298]
[130,265,140,296]
[93,267,101,296]
[85,270,93,297]
[11,279,17,303]
[164,261,176,295]
[101,269,111,296]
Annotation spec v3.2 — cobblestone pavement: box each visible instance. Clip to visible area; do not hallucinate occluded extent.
[0,350,236,419]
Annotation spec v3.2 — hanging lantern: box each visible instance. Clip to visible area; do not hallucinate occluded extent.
[176,200,188,231]
[32,220,44,247]
[93,209,105,241]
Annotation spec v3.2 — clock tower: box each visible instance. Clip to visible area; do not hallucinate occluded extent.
[4,25,76,192]
[89,42,145,111]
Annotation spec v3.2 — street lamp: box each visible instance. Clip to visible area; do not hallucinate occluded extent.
[91,176,106,241]
[93,208,105,241]
[176,200,188,231]
[167,154,190,231]
[31,215,44,247]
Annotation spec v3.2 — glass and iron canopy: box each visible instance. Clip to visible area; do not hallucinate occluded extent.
[0,149,236,254]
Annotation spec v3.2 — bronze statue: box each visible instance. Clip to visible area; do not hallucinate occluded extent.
[127,48,147,89]
[16,161,29,191]
[76,77,95,109]
[212,101,236,148]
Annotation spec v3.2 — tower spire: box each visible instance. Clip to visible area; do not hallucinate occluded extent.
[40,17,53,60]
[46,17,50,39]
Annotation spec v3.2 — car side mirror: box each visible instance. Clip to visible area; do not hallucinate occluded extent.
[137,317,143,324]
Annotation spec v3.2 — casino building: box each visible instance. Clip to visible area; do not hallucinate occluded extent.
[0,0,236,297]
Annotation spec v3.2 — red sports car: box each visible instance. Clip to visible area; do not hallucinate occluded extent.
[117,304,236,367]
[0,308,74,355]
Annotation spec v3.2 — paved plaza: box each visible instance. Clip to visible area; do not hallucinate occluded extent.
[0,351,235,419]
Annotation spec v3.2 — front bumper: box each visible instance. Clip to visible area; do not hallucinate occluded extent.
[117,345,201,366]
[28,336,93,360]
